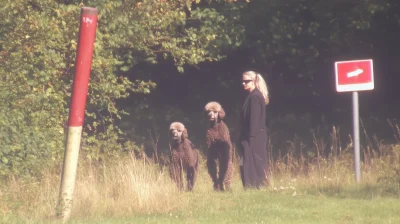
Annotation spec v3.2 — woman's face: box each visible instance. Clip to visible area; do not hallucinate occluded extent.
[242,74,255,92]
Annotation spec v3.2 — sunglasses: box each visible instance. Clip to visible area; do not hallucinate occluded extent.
[242,80,252,84]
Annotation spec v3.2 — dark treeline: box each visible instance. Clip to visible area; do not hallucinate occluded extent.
[119,0,400,157]
[1,0,400,177]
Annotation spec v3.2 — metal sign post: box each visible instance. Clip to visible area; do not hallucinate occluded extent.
[335,59,374,182]
[352,91,360,182]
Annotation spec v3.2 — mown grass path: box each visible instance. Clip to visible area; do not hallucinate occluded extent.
[68,189,399,224]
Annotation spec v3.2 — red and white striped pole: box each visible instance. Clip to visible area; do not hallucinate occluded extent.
[57,7,98,222]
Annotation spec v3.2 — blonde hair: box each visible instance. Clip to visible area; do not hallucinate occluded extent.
[243,71,270,105]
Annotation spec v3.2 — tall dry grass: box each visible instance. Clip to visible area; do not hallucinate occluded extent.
[0,154,189,222]
[268,121,400,197]
[1,121,400,222]
[71,155,185,218]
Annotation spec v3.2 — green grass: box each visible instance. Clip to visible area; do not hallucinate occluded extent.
[1,141,400,224]
[58,190,400,224]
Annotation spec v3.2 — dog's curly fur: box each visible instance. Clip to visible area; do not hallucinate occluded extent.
[204,102,234,191]
[168,122,199,191]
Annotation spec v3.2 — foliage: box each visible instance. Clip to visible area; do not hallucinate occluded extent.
[0,0,242,177]
[0,0,71,177]
[239,0,394,98]
[96,0,244,72]
[119,0,400,155]
[1,0,399,179]
[242,0,391,64]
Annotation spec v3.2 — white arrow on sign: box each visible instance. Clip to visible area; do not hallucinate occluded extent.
[347,68,363,78]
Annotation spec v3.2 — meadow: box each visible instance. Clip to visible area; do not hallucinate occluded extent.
[1,125,400,224]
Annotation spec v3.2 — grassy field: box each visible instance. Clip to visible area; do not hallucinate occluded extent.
[1,144,400,224]
[56,190,400,224]
[69,193,400,224]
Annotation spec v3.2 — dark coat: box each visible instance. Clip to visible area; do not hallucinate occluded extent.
[239,88,269,188]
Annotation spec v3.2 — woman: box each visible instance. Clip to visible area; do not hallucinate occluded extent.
[239,71,269,189]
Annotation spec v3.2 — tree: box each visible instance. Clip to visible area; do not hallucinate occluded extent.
[0,0,244,177]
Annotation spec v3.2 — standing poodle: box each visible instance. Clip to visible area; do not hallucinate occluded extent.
[204,102,234,191]
[168,122,199,191]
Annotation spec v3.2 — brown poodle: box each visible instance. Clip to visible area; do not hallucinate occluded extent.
[168,122,199,191]
[204,102,234,191]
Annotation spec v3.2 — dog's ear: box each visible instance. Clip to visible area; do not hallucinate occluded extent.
[182,128,188,140]
[218,108,226,120]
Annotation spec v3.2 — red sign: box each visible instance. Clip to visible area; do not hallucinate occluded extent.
[335,59,374,92]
